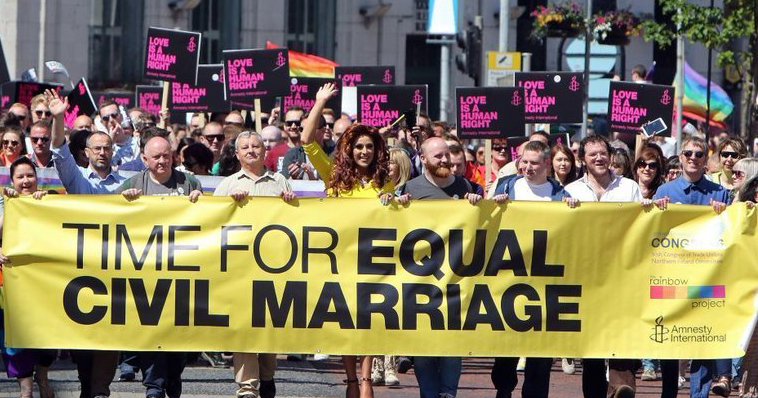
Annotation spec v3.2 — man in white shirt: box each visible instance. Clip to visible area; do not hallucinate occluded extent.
[564,135,642,398]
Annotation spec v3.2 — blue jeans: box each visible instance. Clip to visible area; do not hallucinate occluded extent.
[140,352,186,398]
[732,357,743,381]
[413,357,461,398]
[689,359,732,398]
[642,359,658,372]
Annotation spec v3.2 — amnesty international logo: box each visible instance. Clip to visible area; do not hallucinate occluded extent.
[650,316,670,343]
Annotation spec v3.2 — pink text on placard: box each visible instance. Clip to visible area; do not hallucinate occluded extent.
[146,36,177,72]
[172,83,206,104]
[227,58,265,91]
[610,89,646,124]
[459,95,497,129]
[360,94,398,126]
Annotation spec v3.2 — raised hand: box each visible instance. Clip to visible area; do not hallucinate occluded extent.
[316,83,338,102]
[46,89,68,117]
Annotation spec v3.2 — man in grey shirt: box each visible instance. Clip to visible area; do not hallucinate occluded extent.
[118,133,201,398]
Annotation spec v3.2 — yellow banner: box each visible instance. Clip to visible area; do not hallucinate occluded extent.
[3,195,758,358]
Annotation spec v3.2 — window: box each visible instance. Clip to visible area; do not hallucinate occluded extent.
[415,0,429,32]
[286,0,336,59]
[191,0,240,64]
[88,0,143,88]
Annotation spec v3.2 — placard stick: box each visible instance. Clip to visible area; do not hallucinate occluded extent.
[254,99,263,132]
[485,140,492,188]
[198,112,206,128]
[158,82,169,128]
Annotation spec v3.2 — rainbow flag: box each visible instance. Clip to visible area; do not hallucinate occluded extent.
[266,41,338,78]
[675,61,734,123]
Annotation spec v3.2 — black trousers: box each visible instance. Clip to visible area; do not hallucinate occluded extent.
[491,357,552,398]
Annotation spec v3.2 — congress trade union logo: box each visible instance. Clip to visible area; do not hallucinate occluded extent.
[650,316,670,343]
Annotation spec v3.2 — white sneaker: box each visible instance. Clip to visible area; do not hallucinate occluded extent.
[371,357,384,385]
[562,358,576,375]
[641,368,657,381]
[517,357,526,371]
[312,354,330,361]
[678,376,686,389]
[384,356,400,386]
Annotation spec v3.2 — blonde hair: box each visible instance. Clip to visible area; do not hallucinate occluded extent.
[389,148,411,189]
[30,94,48,109]
[735,158,758,181]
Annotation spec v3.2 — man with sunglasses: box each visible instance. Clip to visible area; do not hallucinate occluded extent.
[27,120,54,167]
[30,94,52,123]
[652,137,731,398]
[99,100,140,168]
[47,90,126,398]
[264,107,304,173]
[199,122,225,166]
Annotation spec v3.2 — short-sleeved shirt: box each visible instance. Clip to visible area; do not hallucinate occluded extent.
[214,169,292,197]
[403,174,474,200]
[653,175,730,205]
[117,169,201,196]
[564,173,641,202]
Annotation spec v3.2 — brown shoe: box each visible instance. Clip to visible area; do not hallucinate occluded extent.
[711,376,731,397]
[613,384,635,398]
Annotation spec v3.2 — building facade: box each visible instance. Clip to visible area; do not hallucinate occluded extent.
[0,0,731,125]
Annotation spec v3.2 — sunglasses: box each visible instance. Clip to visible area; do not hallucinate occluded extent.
[682,150,705,159]
[285,120,301,127]
[31,136,50,143]
[733,170,746,179]
[492,145,507,152]
[203,134,225,142]
[720,151,740,159]
[326,122,334,129]
[224,121,244,127]
[636,161,659,170]
[35,110,52,118]
[3,140,20,147]
[101,112,120,122]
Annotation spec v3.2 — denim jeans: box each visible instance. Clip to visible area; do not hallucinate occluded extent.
[140,352,186,398]
[732,357,743,381]
[413,357,461,398]
[689,359,732,398]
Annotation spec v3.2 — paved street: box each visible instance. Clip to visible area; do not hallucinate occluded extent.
[0,356,738,397]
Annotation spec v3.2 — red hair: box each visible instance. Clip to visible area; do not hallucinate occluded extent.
[328,124,389,196]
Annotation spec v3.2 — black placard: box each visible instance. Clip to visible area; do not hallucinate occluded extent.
[607,81,674,136]
[93,91,135,109]
[335,66,395,87]
[282,77,341,115]
[505,133,571,163]
[515,72,584,123]
[64,78,97,128]
[456,87,526,139]
[144,27,201,84]
[1,81,63,109]
[222,49,290,103]
[357,85,428,128]
[169,64,229,113]
[135,85,164,118]
[0,38,10,85]
[230,96,278,114]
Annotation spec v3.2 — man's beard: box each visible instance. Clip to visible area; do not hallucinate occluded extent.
[428,162,452,178]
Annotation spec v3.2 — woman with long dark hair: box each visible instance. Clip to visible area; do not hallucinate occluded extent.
[0,157,54,398]
[301,83,393,398]
[633,147,666,199]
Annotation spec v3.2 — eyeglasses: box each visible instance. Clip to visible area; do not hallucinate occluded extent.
[2,140,19,147]
[101,112,120,122]
[87,145,112,153]
[720,151,740,159]
[203,134,225,142]
[31,136,50,143]
[733,170,746,179]
[636,161,659,170]
[682,150,705,159]
[285,120,301,127]
[35,110,52,118]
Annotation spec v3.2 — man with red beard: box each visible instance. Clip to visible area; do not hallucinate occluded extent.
[401,137,482,201]
[397,137,481,398]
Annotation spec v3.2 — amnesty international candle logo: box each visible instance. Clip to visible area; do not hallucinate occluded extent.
[569,76,580,92]
[412,89,423,105]
[275,51,287,69]
[78,83,86,95]
[660,89,671,105]
[187,37,197,53]
[383,69,392,83]
[650,316,669,343]
[511,90,522,106]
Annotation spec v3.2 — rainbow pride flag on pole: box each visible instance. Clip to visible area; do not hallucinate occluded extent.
[266,41,338,78]
[675,61,734,126]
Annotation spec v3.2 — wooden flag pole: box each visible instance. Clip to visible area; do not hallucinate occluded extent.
[159,82,169,128]
[254,99,263,132]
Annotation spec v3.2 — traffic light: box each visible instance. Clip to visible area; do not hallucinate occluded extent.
[455,24,482,85]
